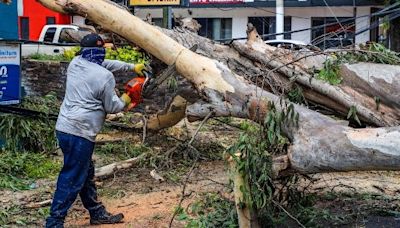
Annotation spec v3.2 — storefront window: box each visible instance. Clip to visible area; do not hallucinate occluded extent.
[248,17,292,40]
[311,17,355,49]
[196,18,232,40]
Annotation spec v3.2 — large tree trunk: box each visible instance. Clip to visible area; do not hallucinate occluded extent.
[162,27,400,127]
[38,0,400,174]
[231,26,400,127]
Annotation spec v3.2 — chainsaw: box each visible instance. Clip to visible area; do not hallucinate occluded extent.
[123,70,152,111]
[123,45,198,111]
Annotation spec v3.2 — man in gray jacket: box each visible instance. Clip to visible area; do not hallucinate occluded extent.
[45,34,147,227]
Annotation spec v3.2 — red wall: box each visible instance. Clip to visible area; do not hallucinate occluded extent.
[20,0,71,40]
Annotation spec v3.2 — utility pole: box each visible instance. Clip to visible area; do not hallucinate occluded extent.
[162,7,172,29]
[276,0,284,40]
[353,0,357,44]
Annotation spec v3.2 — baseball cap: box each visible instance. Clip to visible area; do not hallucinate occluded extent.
[80,33,105,47]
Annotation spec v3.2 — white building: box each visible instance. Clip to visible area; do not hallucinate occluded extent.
[133,0,385,49]
[74,0,386,49]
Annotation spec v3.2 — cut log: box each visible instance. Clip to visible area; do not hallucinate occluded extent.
[146,95,188,131]
[94,154,145,179]
[38,0,400,174]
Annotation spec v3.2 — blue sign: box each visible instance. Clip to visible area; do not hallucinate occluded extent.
[0,42,21,105]
[0,0,18,40]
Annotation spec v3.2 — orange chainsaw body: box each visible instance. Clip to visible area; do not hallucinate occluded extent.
[124,76,146,109]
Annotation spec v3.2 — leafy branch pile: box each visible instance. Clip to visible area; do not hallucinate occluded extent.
[229,102,294,226]
[317,43,400,85]
[0,93,61,190]
[177,193,238,228]
[0,93,59,153]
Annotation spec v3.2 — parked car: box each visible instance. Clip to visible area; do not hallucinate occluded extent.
[265,39,307,50]
[265,39,321,51]
[22,25,90,56]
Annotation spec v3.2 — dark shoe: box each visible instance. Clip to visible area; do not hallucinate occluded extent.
[45,217,64,228]
[90,211,124,225]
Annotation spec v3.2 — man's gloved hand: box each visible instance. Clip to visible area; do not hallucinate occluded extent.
[120,93,131,106]
[120,93,138,111]
[133,63,150,76]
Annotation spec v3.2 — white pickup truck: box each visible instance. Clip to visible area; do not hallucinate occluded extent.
[22,24,88,57]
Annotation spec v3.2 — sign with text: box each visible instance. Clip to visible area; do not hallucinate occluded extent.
[0,42,21,105]
[130,0,181,6]
[190,0,245,4]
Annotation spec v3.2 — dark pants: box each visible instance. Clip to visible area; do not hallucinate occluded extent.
[45,131,105,227]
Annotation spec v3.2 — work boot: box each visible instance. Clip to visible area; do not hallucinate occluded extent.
[44,217,64,228]
[90,211,124,225]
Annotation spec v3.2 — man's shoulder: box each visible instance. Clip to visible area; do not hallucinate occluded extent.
[71,57,112,75]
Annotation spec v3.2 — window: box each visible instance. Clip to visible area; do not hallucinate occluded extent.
[43,27,57,42]
[370,7,388,45]
[152,18,163,27]
[20,17,29,40]
[46,17,56,25]
[248,17,292,40]
[311,17,355,49]
[249,17,292,40]
[196,18,232,40]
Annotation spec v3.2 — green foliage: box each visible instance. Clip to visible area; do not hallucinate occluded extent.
[62,46,81,61]
[0,93,60,190]
[221,101,353,226]
[28,46,149,64]
[374,96,381,111]
[167,76,178,92]
[0,150,61,190]
[105,46,148,64]
[177,193,238,228]
[317,58,342,85]
[342,43,400,65]
[318,43,400,85]
[228,102,295,226]
[0,93,59,153]
[28,53,67,62]
[0,204,51,227]
[287,86,305,104]
[95,141,150,166]
[347,106,362,126]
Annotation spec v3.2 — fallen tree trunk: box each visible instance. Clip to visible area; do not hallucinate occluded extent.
[38,0,400,174]
[162,26,400,127]
[231,26,400,127]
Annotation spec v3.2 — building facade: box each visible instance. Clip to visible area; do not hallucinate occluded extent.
[131,0,384,49]
[18,0,71,41]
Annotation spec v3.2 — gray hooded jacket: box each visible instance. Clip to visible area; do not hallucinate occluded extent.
[56,56,135,141]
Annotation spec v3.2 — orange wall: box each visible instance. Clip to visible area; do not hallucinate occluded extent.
[21,0,71,40]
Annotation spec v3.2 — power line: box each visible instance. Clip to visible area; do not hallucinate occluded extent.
[322,0,351,46]
[216,3,400,43]
[251,6,310,20]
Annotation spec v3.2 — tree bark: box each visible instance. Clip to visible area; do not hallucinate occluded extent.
[162,26,400,127]
[231,26,400,127]
[37,0,400,174]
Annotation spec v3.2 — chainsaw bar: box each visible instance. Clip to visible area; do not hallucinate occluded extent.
[143,44,198,97]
